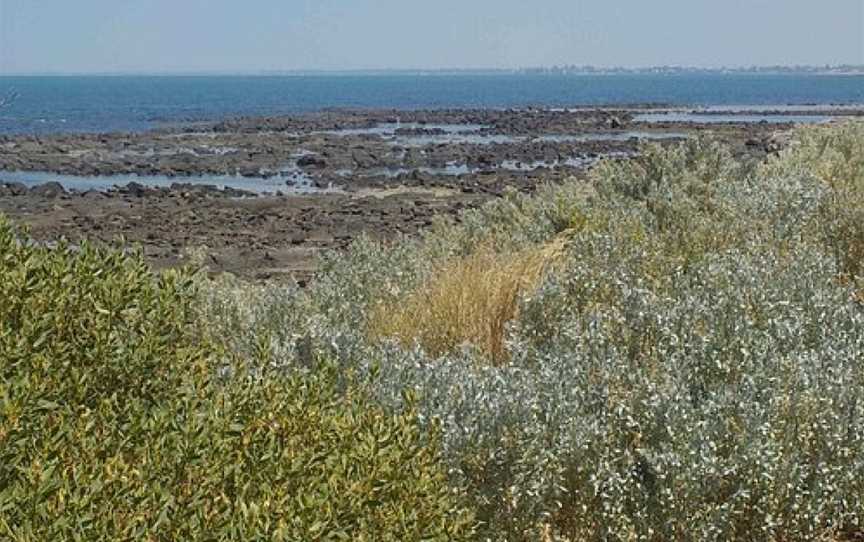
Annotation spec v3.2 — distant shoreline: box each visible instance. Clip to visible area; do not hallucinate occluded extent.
[2,67,862,78]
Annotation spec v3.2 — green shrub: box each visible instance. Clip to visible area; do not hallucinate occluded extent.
[0,217,476,541]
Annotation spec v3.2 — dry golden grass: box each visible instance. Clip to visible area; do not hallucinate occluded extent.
[368,233,572,364]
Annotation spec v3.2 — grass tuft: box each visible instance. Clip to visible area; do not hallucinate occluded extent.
[367,232,572,364]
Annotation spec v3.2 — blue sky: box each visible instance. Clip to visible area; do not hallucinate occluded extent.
[0,0,861,73]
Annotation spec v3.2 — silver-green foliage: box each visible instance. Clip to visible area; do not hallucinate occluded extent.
[202,123,864,541]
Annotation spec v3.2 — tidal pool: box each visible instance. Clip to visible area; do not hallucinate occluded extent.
[0,168,332,195]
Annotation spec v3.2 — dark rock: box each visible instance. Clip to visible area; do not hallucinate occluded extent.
[124,181,149,197]
[0,182,29,196]
[30,181,66,198]
[409,169,432,183]
[351,149,378,168]
[297,155,327,168]
[81,189,105,199]
[197,184,221,195]
[222,187,257,198]
[170,183,221,195]
[237,163,261,177]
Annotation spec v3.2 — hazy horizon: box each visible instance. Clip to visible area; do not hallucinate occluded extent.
[0,0,861,75]
[2,65,864,78]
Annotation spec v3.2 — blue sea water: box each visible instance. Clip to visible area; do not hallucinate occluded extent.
[0,74,862,135]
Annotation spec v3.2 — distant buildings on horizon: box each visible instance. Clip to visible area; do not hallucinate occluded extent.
[269,65,864,77]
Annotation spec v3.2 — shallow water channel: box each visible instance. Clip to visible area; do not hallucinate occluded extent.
[322,122,689,146]
[0,168,329,195]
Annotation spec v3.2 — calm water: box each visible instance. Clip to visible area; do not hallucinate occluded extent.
[0,74,862,135]
[0,169,330,195]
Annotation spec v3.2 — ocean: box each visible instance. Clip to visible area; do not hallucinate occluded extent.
[0,73,862,135]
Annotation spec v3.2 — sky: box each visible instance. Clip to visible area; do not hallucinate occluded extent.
[0,0,861,74]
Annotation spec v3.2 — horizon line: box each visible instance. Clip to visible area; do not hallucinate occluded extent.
[1,64,863,78]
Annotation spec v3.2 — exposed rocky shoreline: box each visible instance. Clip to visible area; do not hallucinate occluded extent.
[0,108,795,182]
[1,107,856,280]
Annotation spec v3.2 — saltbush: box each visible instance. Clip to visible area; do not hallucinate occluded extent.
[0,219,475,541]
[202,122,864,541]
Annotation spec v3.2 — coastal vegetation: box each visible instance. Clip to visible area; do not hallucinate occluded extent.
[0,223,474,540]
[3,121,864,540]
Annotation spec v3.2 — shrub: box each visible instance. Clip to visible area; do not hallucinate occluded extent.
[0,217,476,541]
[762,122,864,281]
[201,123,864,541]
